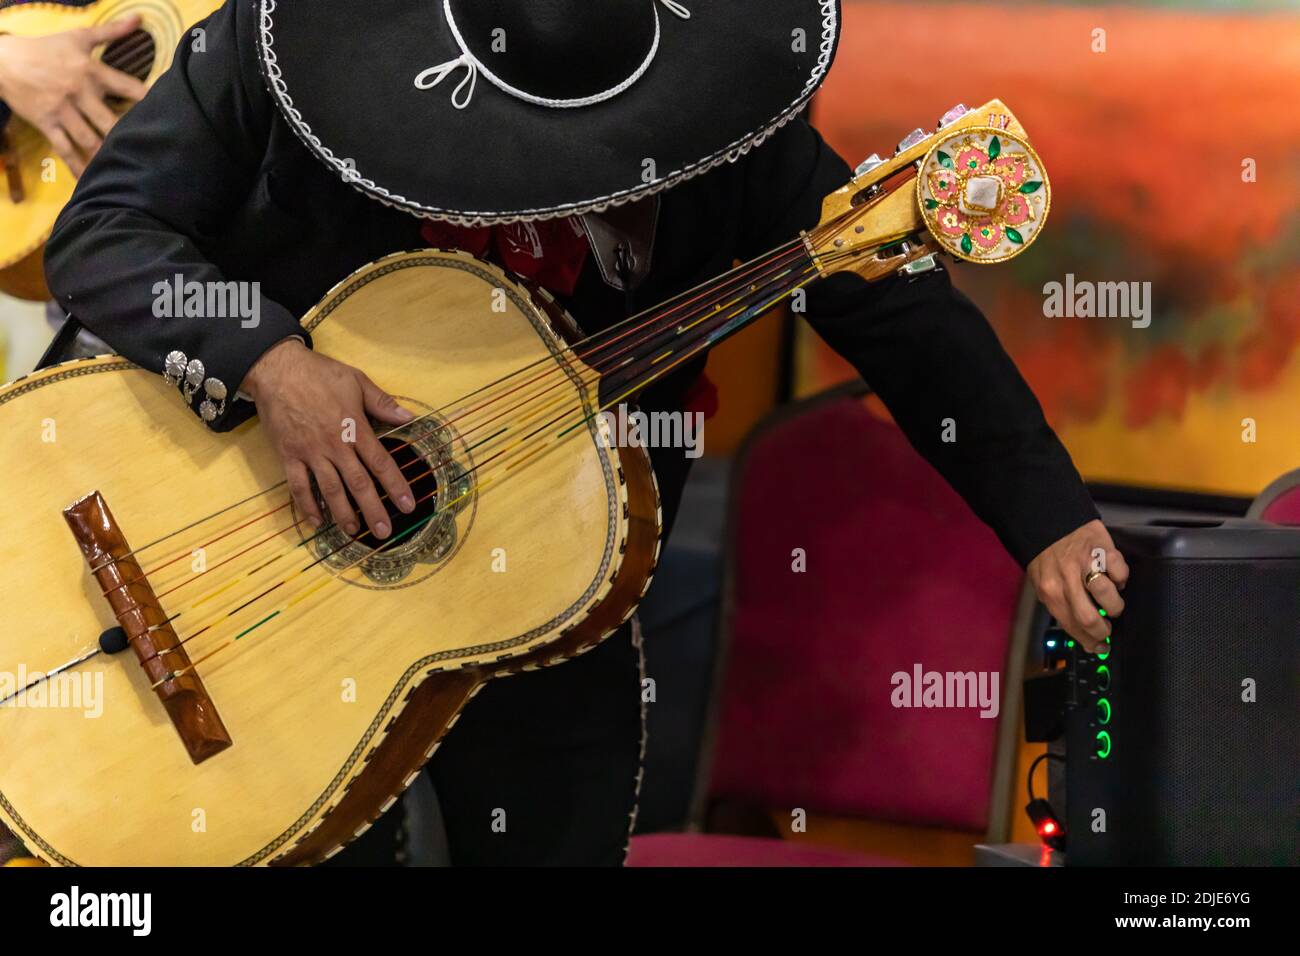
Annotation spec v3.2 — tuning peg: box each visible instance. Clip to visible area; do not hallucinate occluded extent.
[894,128,927,155]
[854,153,884,177]
[937,104,968,129]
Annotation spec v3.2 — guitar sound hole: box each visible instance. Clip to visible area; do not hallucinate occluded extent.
[381,434,440,540]
[102,29,156,86]
[312,435,441,542]
[302,411,475,585]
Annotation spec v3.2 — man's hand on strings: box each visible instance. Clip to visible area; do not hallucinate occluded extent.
[242,338,417,540]
[0,16,148,177]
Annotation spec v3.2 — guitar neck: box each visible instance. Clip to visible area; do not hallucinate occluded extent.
[590,155,953,412]
[591,238,821,411]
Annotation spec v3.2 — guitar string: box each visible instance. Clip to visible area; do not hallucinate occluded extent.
[155,256,837,686]
[151,242,893,680]
[109,237,815,619]
[138,249,826,647]
[99,246,817,645]
[123,177,901,573]
[117,207,903,637]
[111,236,821,599]
[102,176,901,572]
[0,238,881,705]
[141,263,820,666]
[90,192,904,652]
[101,234,816,571]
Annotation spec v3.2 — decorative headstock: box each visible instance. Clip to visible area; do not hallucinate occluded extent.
[802,100,1051,282]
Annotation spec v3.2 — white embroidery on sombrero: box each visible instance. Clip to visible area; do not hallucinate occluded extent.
[414,0,690,110]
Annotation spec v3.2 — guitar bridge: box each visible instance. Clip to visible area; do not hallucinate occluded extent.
[63,491,232,764]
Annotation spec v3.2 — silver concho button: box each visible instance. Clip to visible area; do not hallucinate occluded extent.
[203,378,227,401]
[199,400,219,422]
[163,350,187,386]
[184,358,205,387]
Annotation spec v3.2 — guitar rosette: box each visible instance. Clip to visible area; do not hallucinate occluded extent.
[917,126,1050,264]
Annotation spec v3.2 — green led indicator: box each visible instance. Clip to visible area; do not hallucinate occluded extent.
[1096,730,1112,758]
[1097,636,1111,661]
[1097,697,1111,725]
[1098,608,1107,618]
[1096,664,1111,690]
[1066,639,1075,649]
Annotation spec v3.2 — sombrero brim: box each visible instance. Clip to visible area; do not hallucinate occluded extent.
[257,0,841,225]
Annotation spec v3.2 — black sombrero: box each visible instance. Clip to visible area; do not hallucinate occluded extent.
[257,0,841,225]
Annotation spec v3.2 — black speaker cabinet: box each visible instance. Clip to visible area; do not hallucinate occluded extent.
[1066,519,1299,866]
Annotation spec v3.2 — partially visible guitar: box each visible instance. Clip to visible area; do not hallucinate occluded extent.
[0,0,222,299]
[0,100,1050,865]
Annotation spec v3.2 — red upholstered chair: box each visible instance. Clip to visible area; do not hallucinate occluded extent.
[627,382,1035,867]
[1247,469,1300,525]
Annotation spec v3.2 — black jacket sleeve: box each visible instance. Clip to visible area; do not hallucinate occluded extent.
[738,117,1099,567]
[43,0,306,431]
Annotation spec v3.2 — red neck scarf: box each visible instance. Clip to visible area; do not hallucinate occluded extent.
[420,218,590,296]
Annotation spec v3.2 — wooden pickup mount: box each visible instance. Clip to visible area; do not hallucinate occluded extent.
[64,491,231,764]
